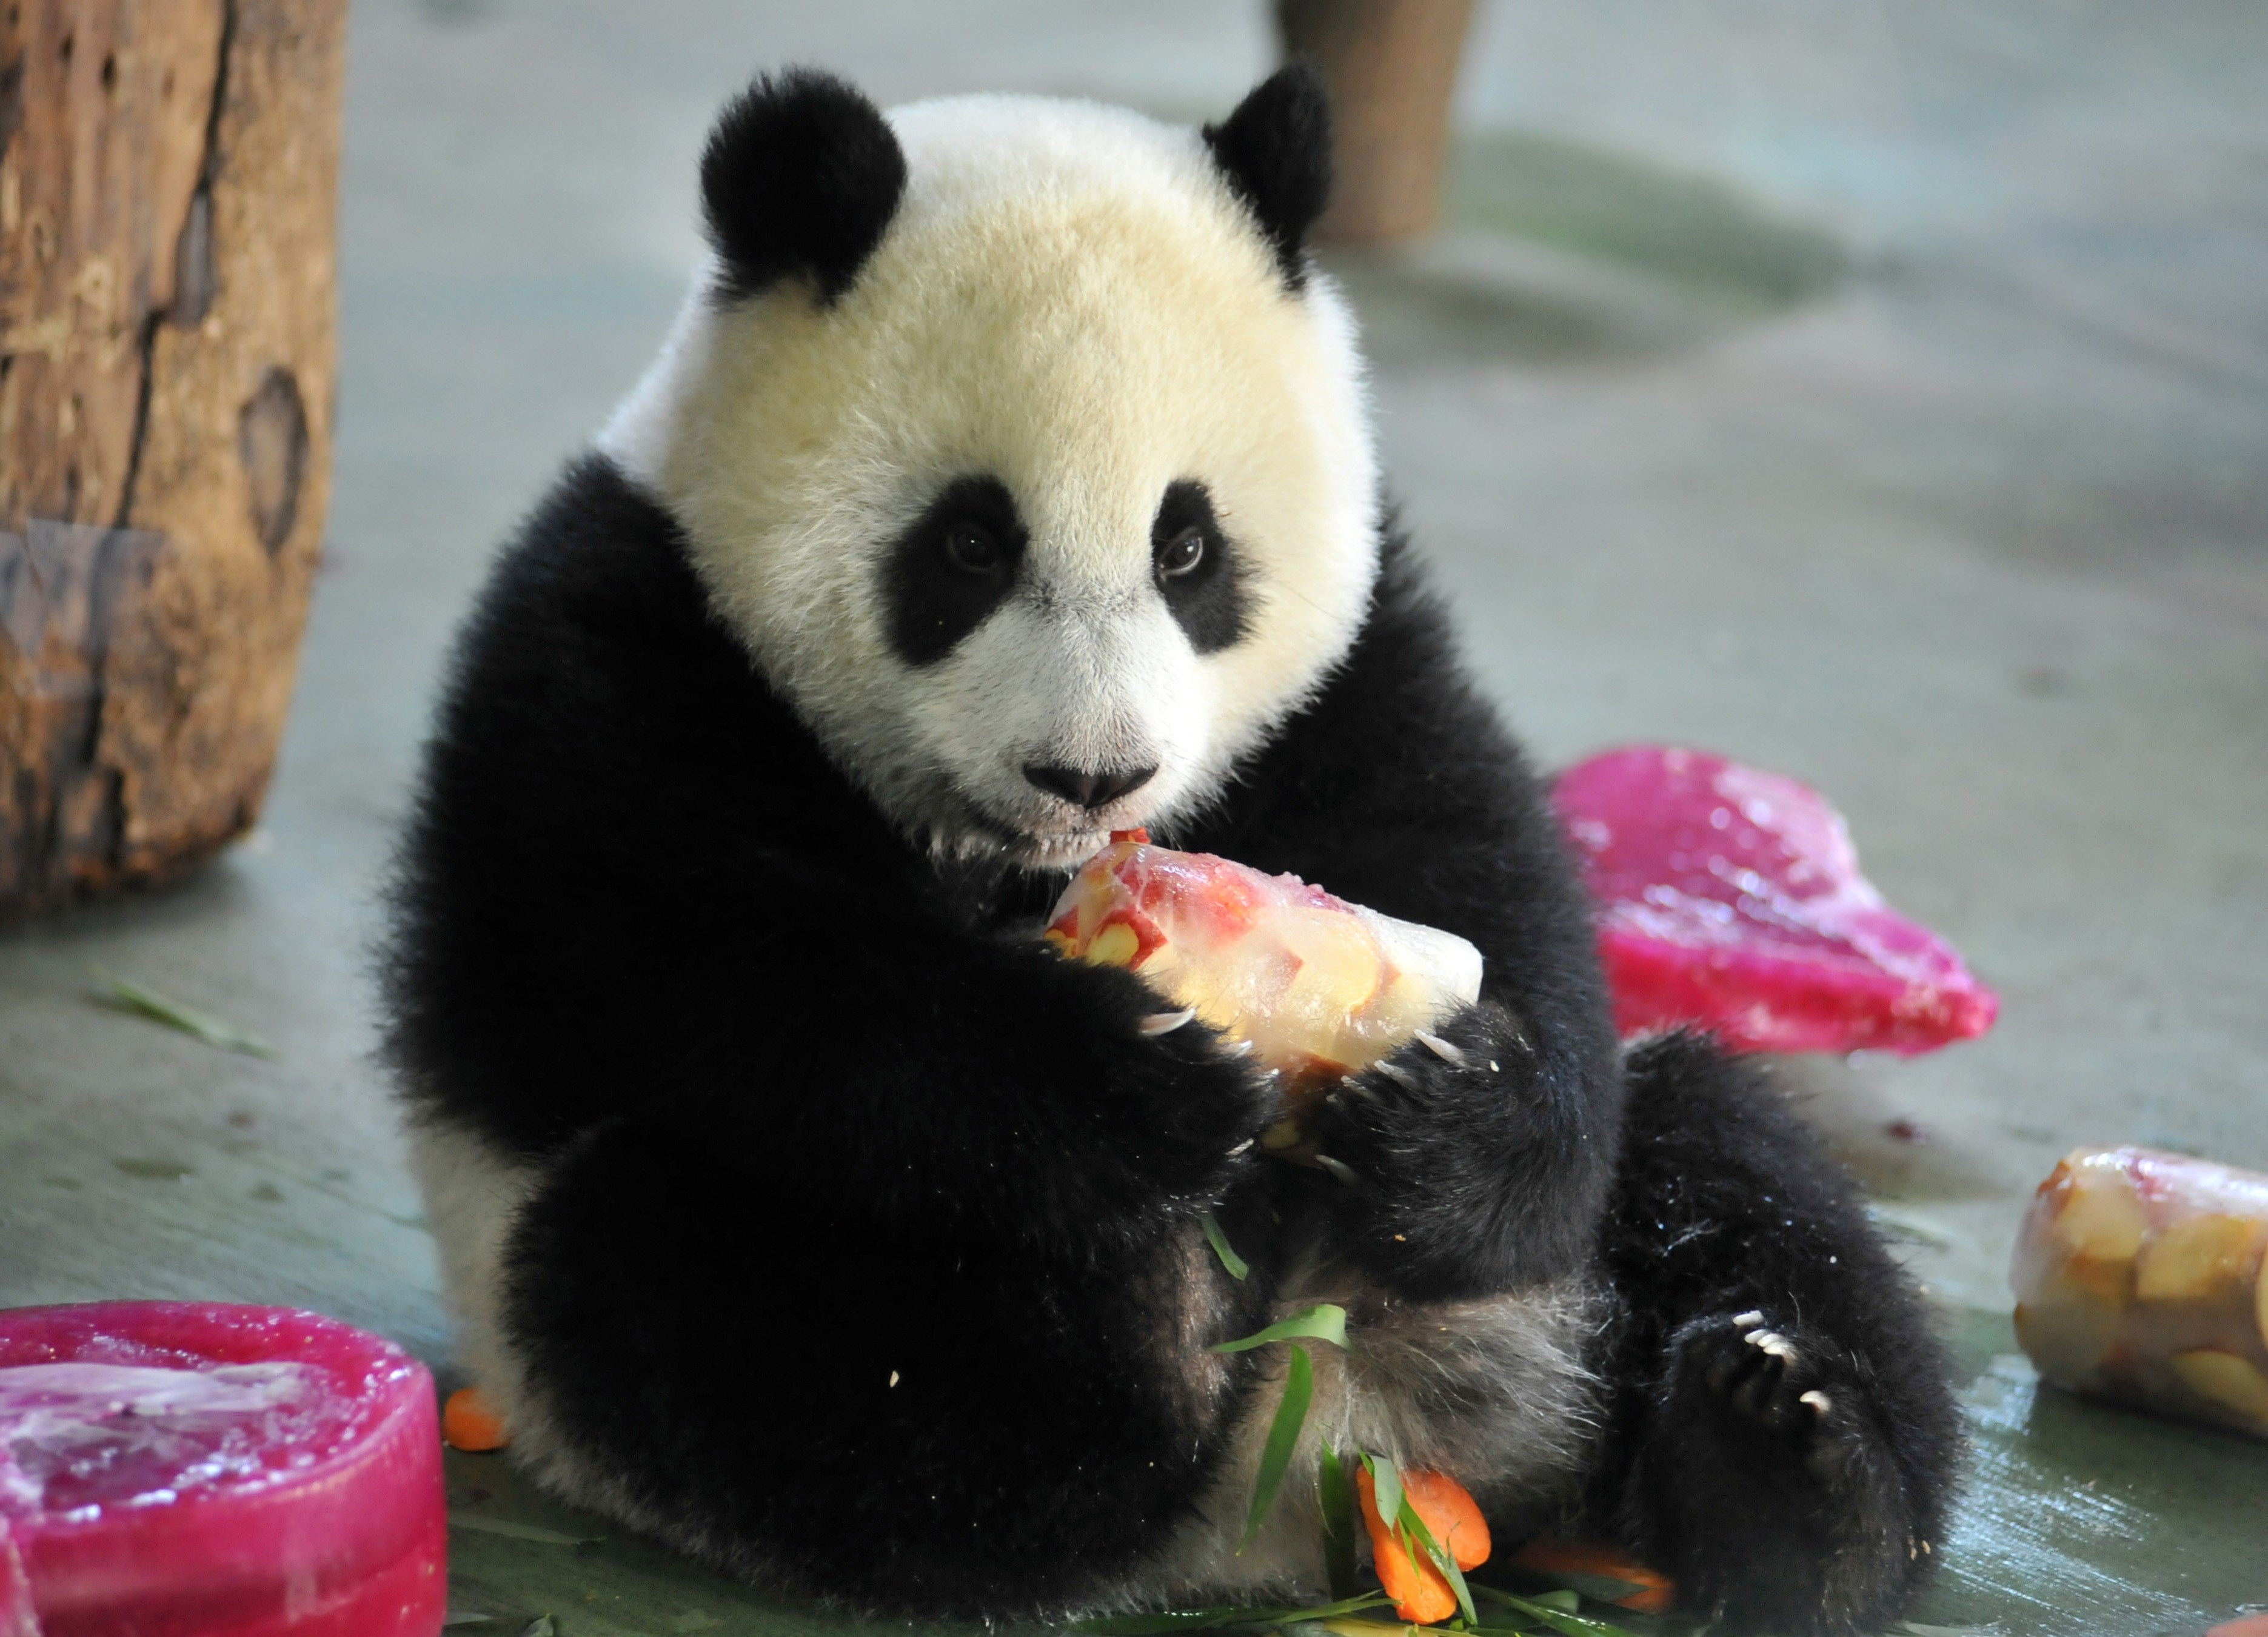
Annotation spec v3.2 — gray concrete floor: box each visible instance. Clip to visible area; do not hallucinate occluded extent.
[4,4,2265,1632]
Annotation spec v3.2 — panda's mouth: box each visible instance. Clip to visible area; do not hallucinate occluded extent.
[1014,825,1119,870]
[943,793,1138,871]
[914,790,1111,870]
[909,757,1169,871]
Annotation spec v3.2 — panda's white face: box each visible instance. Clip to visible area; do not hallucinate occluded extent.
[601,94,1378,869]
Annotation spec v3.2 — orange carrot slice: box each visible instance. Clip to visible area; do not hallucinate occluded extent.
[1355,1465,1490,1622]
[1509,1538,1676,1613]
[442,1385,509,1451]
[1399,1468,1491,1570]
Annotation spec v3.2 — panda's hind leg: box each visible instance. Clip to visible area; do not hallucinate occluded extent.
[1591,1034,1962,1637]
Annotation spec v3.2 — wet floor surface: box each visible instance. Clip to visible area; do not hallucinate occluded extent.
[4,4,2264,1631]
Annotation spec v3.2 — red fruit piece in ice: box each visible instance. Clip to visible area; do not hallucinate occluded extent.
[1553,746,1997,1056]
[0,1302,446,1637]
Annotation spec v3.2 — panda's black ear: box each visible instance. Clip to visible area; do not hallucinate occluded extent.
[701,69,908,306]
[1202,63,1333,290]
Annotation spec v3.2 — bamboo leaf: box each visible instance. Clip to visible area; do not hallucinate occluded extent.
[1473,1586,1645,1637]
[1361,1451,1404,1547]
[1316,1443,1359,1601]
[92,969,278,1059]
[1213,1303,1348,1354]
[446,1512,602,1547]
[1238,1342,1315,1551]
[1200,1210,1250,1280]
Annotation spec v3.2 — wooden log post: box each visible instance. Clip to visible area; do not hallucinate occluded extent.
[1,0,344,918]
[1276,0,1477,246]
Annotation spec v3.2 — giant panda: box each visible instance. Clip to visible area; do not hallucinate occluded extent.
[387,65,1961,1636]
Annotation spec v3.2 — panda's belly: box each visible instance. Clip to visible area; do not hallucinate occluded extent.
[1097,1269,1607,1610]
[412,1119,1604,1608]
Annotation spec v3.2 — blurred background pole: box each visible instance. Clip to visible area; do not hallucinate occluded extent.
[1276,0,1477,245]
[0,1,346,919]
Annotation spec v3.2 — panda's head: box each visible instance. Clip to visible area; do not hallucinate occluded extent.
[600,67,1377,870]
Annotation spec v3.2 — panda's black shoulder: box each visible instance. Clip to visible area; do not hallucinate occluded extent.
[430,453,738,740]
[384,453,895,1146]
[406,451,880,856]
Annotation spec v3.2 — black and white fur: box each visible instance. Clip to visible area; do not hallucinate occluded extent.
[387,66,1959,1635]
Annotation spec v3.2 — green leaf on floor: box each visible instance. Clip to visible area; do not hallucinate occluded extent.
[447,1511,603,1547]
[1473,1584,1644,1637]
[92,969,278,1059]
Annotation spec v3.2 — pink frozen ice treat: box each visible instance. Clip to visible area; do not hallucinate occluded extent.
[1046,829,1482,1123]
[0,1302,445,1637]
[1553,746,1997,1056]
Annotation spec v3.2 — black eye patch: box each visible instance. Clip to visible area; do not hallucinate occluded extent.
[1152,480,1249,653]
[883,475,1028,666]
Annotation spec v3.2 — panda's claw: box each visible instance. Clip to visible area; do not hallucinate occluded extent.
[1413,1029,1467,1066]
[1139,1008,1197,1036]
[1747,1329,1799,1361]
[1374,1060,1420,1093]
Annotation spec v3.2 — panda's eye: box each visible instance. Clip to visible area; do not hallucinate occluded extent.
[943,523,1004,576]
[1157,527,1206,580]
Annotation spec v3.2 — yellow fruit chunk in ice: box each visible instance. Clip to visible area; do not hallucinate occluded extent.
[2135,1214,2261,1303]
[1085,922,1142,969]
[2169,1349,2268,1431]
[2257,1253,2268,1354]
[2043,1156,2147,1302]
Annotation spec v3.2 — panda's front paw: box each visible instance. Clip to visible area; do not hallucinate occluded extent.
[1116,1002,1286,1195]
[1306,1000,1542,1297]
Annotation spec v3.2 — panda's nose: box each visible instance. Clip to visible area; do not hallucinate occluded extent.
[1023,763,1157,810]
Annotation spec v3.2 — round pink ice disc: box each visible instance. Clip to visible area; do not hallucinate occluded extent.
[0,1303,445,1637]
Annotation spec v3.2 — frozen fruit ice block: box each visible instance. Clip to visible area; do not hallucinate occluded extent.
[1046,831,1482,1122]
[2012,1148,2268,1439]
[0,1302,446,1636]
[1553,745,1997,1056]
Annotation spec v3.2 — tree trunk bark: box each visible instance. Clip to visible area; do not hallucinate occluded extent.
[1,0,344,919]
[1277,0,1477,245]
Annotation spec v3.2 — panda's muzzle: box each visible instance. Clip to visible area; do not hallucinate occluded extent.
[1022,763,1157,811]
